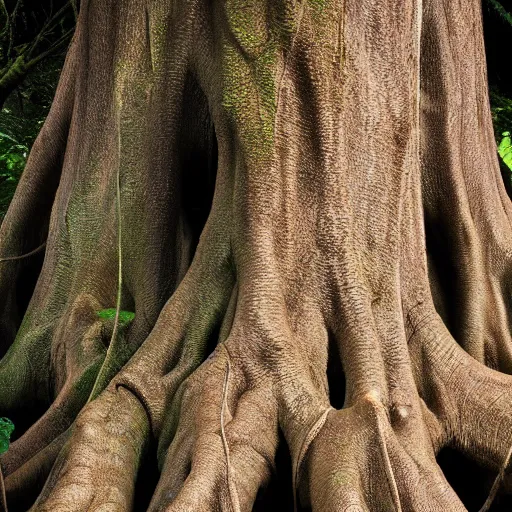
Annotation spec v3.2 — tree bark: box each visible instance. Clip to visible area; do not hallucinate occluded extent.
[1,0,511,510]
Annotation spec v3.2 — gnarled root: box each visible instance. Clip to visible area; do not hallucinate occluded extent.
[147,346,278,512]
[33,300,512,511]
[305,402,464,511]
[32,386,149,512]
[410,306,512,502]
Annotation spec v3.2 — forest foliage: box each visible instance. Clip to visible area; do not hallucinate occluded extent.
[0,0,512,221]
[0,0,75,221]
[0,56,63,219]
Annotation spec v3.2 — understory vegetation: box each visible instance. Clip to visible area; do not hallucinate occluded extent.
[1,0,76,220]
[0,58,63,220]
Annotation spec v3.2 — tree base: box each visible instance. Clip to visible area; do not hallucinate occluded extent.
[2,0,512,509]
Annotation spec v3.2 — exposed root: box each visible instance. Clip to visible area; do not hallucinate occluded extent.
[5,429,71,509]
[111,208,235,436]
[0,293,117,481]
[420,0,512,371]
[32,386,149,512]
[304,402,465,511]
[0,466,7,512]
[147,346,278,512]
[0,292,105,419]
[293,406,333,512]
[409,304,512,508]
[1,365,100,477]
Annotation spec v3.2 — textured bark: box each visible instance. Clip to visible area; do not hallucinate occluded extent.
[0,0,511,510]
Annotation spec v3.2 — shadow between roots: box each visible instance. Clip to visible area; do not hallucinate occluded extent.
[437,447,512,511]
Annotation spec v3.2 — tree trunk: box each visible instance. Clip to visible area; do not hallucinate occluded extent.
[1,0,511,510]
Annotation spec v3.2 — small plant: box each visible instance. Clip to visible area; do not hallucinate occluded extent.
[0,417,14,512]
[97,308,135,326]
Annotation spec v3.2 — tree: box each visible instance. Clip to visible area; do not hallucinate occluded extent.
[1,0,512,510]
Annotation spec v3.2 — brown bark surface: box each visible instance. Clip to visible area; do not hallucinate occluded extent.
[1,0,511,510]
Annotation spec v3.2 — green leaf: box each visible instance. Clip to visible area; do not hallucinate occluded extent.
[498,131,512,172]
[0,417,15,455]
[499,133,511,153]
[490,90,512,145]
[97,308,135,325]
[503,151,512,169]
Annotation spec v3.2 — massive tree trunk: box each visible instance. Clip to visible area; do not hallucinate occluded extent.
[1,0,511,509]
